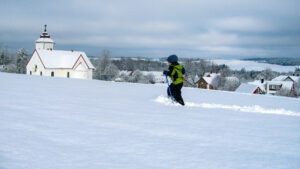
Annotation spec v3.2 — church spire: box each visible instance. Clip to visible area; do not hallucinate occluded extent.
[40,24,50,38]
[36,24,54,50]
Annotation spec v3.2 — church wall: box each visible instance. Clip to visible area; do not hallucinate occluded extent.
[26,51,46,76]
[38,69,92,79]
[27,53,93,79]
[73,56,89,70]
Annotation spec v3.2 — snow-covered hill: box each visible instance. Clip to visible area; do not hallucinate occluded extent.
[0,72,300,169]
[212,59,300,72]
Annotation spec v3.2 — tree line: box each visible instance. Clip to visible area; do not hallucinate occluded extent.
[1,48,299,97]
[0,47,29,74]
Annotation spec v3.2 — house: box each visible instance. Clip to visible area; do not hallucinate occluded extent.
[26,25,95,79]
[249,76,298,96]
[266,81,297,96]
[197,73,220,89]
[266,75,298,96]
[235,83,264,94]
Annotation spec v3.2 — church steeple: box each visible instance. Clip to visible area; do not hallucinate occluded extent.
[36,24,55,50]
[40,24,51,38]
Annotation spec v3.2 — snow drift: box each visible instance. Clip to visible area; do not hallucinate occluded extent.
[0,72,300,169]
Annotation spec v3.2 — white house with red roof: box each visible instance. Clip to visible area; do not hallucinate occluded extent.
[26,25,95,79]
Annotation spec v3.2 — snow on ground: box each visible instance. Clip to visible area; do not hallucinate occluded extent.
[0,72,300,169]
[212,59,300,72]
[155,96,300,117]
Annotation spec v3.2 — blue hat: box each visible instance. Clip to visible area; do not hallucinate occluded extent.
[167,54,178,63]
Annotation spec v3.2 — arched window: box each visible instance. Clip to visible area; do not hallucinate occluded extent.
[34,65,37,72]
[51,71,54,77]
[67,72,70,78]
[30,71,32,75]
[40,71,43,76]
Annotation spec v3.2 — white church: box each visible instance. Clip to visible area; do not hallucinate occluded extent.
[26,25,95,79]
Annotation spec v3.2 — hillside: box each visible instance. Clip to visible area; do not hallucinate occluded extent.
[212,59,300,72]
[244,57,300,66]
[0,72,300,169]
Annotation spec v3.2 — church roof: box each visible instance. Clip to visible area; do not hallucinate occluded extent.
[36,49,95,69]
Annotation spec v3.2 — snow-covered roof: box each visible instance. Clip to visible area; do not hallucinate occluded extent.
[268,81,294,89]
[272,75,300,82]
[36,49,95,69]
[248,80,266,91]
[203,77,215,84]
[289,76,300,82]
[119,70,133,76]
[36,38,54,43]
[201,73,220,86]
[271,75,287,81]
[236,83,262,94]
[203,72,220,77]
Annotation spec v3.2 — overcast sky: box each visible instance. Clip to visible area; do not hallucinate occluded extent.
[1,0,300,58]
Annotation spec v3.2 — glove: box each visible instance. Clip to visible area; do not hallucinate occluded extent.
[163,70,169,76]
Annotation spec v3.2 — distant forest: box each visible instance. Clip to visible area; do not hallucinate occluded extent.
[243,57,300,66]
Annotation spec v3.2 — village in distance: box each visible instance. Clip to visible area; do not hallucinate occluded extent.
[1,25,300,98]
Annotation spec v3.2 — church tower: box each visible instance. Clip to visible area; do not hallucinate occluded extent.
[35,25,55,50]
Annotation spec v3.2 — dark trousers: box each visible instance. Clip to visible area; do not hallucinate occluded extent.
[167,83,185,105]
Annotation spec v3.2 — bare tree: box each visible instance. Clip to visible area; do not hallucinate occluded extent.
[223,78,240,91]
[145,73,155,84]
[129,69,143,83]
[16,48,29,74]
[94,50,119,80]
[103,63,119,80]
[256,68,276,81]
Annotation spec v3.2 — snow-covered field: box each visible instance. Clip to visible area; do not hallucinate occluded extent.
[1,72,300,169]
[212,59,300,72]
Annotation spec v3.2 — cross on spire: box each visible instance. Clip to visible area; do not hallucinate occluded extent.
[40,24,50,38]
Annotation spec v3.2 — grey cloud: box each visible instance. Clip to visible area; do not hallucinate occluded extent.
[1,0,300,58]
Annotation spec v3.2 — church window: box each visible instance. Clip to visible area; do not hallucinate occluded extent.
[30,71,32,75]
[51,71,54,77]
[40,71,43,76]
[34,65,37,72]
[67,72,70,78]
